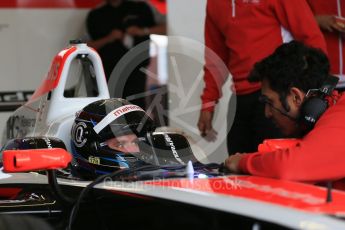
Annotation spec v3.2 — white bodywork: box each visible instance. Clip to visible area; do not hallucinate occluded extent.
[1,172,345,230]
[1,43,110,152]
[2,42,345,230]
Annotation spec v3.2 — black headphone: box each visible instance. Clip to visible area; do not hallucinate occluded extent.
[259,75,339,134]
[299,75,339,133]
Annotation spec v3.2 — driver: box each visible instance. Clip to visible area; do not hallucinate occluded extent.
[70,98,203,180]
[105,134,139,153]
[70,98,155,179]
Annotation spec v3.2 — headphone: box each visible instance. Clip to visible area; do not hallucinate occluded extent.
[259,75,339,133]
[299,75,338,133]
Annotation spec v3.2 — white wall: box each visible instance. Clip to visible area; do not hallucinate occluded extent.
[0,113,11,140]
[0,9,89,91]
[0,3,232,164]
[167,0,231,163]
[0,9,89,144]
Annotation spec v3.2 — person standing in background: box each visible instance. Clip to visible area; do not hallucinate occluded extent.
[307,0,345,91]
[198,0,328,156]
[86,0,166,109]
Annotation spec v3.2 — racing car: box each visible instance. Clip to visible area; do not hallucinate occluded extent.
[1,40,345,230]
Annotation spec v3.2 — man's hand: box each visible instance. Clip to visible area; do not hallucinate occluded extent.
[87,29,124,50]
[316,15,345,33]
[107,29,124,42]
[197,110,217,142]
[126,26,148,37]
[224,153,243,173]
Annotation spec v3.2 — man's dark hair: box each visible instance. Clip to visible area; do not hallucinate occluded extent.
[249,41,330,111]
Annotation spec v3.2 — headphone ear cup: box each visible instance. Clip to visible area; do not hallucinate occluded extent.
[300,97,328,131]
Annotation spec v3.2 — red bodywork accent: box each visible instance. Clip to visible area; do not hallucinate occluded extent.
[258,138,300,152]
[0,0,166,13]
[145,176,345,216]
[0,188,22,199]
[109,190,153,201]
[3,148,72,172]
[0,0,102,8]
[149,0,166,14]
[30,46,76,102]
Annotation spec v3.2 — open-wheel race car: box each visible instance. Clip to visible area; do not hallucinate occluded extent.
[1,40,345,230]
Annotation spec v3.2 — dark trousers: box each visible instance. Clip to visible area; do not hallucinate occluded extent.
[122,68,147,109]
[227,90,283,155]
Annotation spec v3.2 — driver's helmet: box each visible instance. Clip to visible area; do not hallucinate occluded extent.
[70,98,155,179]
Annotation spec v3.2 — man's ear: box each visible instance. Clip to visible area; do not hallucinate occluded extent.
[289,87,305,107]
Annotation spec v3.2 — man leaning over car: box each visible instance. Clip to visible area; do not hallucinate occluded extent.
[224,41,345,190]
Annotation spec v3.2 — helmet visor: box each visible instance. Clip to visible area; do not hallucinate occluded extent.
[103,132,198,167]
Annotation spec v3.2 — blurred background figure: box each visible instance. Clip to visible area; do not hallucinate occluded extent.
[86,0,166,109]
[307,0,345,91]
[197,0,327,156]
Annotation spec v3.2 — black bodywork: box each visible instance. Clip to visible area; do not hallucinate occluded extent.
[0,137,293,229]
[0,178,292,230]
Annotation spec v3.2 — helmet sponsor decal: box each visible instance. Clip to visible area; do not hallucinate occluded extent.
[88,156,100,165]
[93,105,145,134]
[163,133,185,165]
[43,137,53,149]
[73,122,87,147]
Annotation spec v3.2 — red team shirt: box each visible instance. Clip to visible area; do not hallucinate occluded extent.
[307,0,345,87]
[201,0,327,111]
[239,93,345,189]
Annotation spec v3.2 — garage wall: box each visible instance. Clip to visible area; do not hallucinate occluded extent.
[0,9,89,92]
[0,1,231,164]
[167,0,232,163]
[0,8,90,143]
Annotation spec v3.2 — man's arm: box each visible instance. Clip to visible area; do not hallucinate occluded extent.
[270,0,327,54]
[227,98,345,183]
[87,30,124,50]
[85,10,124,51]
[201,0,229,112]
[126,1,166,37]
[198,1,229,138]
[146,2,167,35]
[125,24,166,37]
[314,15,345,33]
[306,0,345,33]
